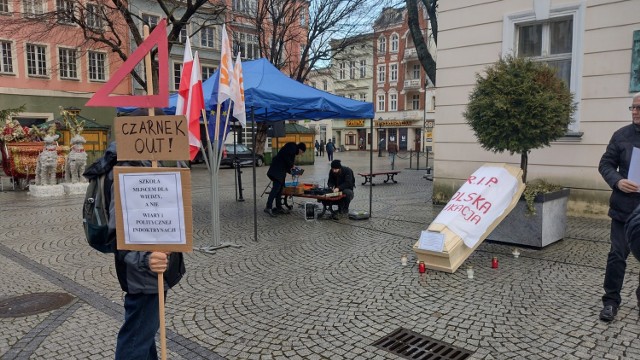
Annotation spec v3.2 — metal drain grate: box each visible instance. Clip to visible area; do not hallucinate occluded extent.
[372,327,473,360]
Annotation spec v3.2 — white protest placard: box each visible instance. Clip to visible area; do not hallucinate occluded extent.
[114,167,193,252]
[431,166,521,248]
[628,147,640,187]
[417,231,445,252]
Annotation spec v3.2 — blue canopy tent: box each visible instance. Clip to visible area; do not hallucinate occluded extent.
[126,58,375,243]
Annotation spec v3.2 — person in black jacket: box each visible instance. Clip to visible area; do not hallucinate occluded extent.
[327,159,355,214]
[598,92,640,322]
[265,142,306,216]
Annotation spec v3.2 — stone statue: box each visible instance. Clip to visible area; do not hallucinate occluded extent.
[65,134,87,183]
[35,134,60,186]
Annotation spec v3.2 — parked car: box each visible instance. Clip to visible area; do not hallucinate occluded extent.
[191,143,264,167]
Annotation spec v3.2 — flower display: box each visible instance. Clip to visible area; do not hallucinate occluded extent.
[0,119,38,143]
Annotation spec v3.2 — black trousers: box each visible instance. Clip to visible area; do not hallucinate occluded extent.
[603,219,640,307]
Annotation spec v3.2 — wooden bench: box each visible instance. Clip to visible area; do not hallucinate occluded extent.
[357,171,400,186]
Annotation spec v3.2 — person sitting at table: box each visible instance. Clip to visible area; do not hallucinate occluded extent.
[327,159,355,214]
[264,142,306,217]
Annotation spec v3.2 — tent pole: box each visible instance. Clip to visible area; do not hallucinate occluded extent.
[369,117,373,217]
[252,107,258,242]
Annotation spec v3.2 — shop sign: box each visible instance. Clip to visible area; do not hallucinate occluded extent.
[346,120,365,127]
[375,120,413,127]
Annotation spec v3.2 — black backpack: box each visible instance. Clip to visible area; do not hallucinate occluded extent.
[82,144,118,253]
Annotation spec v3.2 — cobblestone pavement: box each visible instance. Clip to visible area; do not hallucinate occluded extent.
[1,150,640,359]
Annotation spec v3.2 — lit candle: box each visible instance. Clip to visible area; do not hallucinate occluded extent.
[467,265,474,279]
[401,254,408,266]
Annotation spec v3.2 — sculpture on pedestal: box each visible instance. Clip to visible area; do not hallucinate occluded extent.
[61,107,88,184]
[65,135,87,183]
[35,133,60,186]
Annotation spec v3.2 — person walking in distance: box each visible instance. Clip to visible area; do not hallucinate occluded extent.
[326,139,335,162]
[387,141,398,170]
[598,92,640,322]
[319,139,325,157]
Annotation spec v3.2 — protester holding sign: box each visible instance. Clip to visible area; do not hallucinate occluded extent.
[109,110,187,359]
[598,92,640,322]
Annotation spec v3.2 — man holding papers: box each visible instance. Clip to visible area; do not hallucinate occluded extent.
[597,92,640,322]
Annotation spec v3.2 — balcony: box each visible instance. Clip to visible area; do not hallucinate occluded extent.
[403,79,421,89]
[404,48,418,59]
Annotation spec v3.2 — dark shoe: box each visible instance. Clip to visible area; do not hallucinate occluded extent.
[275,207,290,214]
[264,208,277,217]
[599,305,618,322]
[341,208,349,214]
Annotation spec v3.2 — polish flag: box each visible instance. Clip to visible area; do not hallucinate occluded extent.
[186,51,204,161]
[175,37,193,116]
[232,53,246,127]
[217,24,234,104]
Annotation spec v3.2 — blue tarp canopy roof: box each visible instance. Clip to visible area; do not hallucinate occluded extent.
[163,58,374,121]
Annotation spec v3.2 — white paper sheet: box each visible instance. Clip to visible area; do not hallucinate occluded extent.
[628,147,640,187]
[417,231,445,252]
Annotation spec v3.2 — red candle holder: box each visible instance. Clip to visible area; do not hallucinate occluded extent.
[418,261,426,273]
[491,257,498,269]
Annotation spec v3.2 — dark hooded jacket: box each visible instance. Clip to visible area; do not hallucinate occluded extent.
[267,142,299,183]
[327,165,355,191]
[599,123,640,222]
[84,142,185,294]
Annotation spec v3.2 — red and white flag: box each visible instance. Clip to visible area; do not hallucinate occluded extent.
[186,51,204,161]
[232,53,246,127]
[217,24,234,104]
[175,37,193,116]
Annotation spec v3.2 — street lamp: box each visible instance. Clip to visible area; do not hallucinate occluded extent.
[377,117,383,157]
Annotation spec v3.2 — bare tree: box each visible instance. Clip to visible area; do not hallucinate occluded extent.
[406,0,436,85]
[242,0,381,154]
[3,0,226,91]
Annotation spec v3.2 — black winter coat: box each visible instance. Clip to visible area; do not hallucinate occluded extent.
[267,142,298,183]
[328,166,355,191]
[599,124,640,222]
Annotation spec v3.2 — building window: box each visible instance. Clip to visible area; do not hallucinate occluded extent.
[232,0,256,15]
[179,26,188,44]
[58,47,78,79]
[390,63,397,82]
[141,13,159,28]
[173,62,181,91]
[413,64,420,79]
[86,3,103,30]
[0,0,9,13]
[504,3,583,132]
[142,15,157,27]
[23,0,44,17]
[412,94,420,110]
[26,44,47,76]
[517,18,572,85]
[348,94,355,99]
[202,66,216,80]
[390,93,397,111]
[311,81,316,88]
[339,62,346,80]
[0,41,14,74]
[234,32,259,59]
[200,26,215,48]
[377,94,385,112]
[359,60,366,78]
[56,0,74,24]
[390,33,399,52]
[349,61,356,79]
[377,64,385,83]
[346,133,356,145]
[322,79,327,90]
[359,93,366,101]
[378,36,386,54]
[88,51,106,81]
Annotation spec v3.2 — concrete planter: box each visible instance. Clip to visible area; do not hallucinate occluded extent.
[487,188,570,248]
